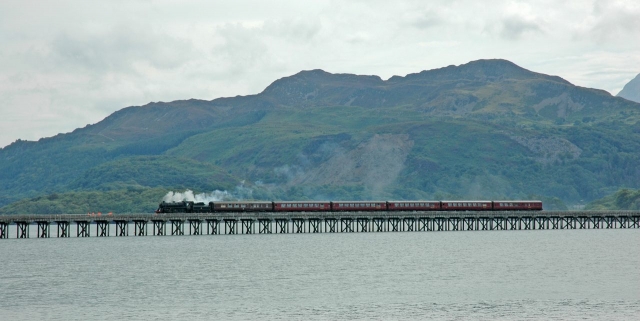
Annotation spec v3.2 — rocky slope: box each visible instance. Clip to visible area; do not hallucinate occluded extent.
[618,73,640,103]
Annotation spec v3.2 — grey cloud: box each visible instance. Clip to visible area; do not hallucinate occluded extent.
[263,19,322,43]
[499,16,542,40]
[50,25,196,73]
[410,11,442,29]
[212,23,272,75]
[210,19,321,78]
[589,1,640,42]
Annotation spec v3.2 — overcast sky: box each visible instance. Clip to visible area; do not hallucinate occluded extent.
[1,0,639,148]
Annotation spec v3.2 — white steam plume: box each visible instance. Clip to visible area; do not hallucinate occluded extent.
[162,182,254,203]
[162,189,233,203]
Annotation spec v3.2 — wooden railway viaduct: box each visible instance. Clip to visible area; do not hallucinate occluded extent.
[1,211,639,239]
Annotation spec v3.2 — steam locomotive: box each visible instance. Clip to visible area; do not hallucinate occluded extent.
[156,200,543,213]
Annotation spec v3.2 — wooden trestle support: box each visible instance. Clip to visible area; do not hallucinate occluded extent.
[0,212,639,238]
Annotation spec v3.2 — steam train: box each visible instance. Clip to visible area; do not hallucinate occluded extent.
[156,200,543,213]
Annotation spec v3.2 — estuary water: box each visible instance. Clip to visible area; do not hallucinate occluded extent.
[0,229,639,320]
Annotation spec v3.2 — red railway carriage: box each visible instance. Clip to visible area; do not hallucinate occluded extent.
[493,200,542,211]
[332,201,387,211]
[211,201,273,212]
[441,201,492,211]
[274,201,331,212]
[387,201,441,211]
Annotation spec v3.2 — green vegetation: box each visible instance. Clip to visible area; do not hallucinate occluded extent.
[585,189,640,210]
[0,187,168,214]
[1,59,639,213]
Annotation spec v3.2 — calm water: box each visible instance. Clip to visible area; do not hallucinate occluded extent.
[0,229,639,320]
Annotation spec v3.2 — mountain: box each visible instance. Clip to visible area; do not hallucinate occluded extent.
[1,59,640,213]
[618,73,640,103]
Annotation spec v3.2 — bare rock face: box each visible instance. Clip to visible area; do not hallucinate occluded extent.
[290,134,414,197]
[510,135,581,164]
[618,73,640,103]
[532,92,584,118]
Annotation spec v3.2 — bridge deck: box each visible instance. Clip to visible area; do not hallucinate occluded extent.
[1,211,638,239]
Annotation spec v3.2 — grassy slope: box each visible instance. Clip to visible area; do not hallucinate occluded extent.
[585,189,640,210]
[0,187,169,214]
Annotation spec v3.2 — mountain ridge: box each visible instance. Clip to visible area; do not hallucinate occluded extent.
[1,59,640,212]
